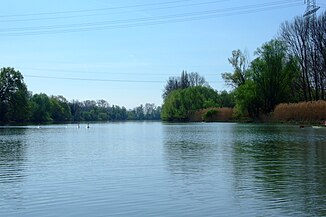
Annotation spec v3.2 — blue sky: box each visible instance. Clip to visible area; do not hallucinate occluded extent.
[1,0,324,109]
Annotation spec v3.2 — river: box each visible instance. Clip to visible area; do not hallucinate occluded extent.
[0,122,325,216]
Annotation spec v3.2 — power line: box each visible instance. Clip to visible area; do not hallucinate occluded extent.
[1,1,300,31]
[0,0,228,23]
[0,1,302,36]
[24,74,222,83]
[0,0,197,18]
[19,67,220,76]
[24,74,165,83]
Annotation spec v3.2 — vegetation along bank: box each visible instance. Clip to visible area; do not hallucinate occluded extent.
[1,11,326,124]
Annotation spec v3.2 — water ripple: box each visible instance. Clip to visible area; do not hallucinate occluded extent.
[0,123,325,216]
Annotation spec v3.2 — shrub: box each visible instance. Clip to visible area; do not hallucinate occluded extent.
[189,107,234,122]
[203,109,219,122]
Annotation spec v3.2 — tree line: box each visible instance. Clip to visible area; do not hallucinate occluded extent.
[161,12,325,121]
[3,12,324,123]
[0,67,161,124]
[222,11,326,118]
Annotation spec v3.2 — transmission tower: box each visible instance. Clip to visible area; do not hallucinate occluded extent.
[303,0,320,18]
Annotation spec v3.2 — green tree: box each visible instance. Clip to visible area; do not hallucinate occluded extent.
[5,89,30,123]
[161,86,219,121]
[29,93,52,123]
[69,100,83,122]
[251,39,297,113]
[50,95,72,122]
[217,90,235,108]
[233,80,259,118]
[143,103,161,120]
[0,67,29,123]
[222,50,250,88]
[163,71,208,99]
[224,40,298,118]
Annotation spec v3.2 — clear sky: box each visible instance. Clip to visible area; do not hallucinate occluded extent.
[1,0,325,109]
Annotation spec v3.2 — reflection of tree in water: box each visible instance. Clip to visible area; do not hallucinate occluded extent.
[165,140,209,176]
[0,128,27,202]
[163,124,228,177]
[162,123,237,196]
[231,124,326,216]
[163,124,225,204]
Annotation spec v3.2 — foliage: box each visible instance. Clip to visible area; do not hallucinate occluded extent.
[163,71,208,99]
[69,100,128,122]
[0,67,161,124]
[189,107,234,122]
[161,86,219,121]
[128,103,161,120]
[29,94,72,123]
[29,93,53,123]
[68,100,161,122]
[203,109,218,122]
[0,67,29,123]
[222,49,250,88]
[251,39,298,114]
[227,40,298,118]
[233,80,259,118]
[217,90,235,108]
[50,96,72,122]
[224,11,326,120]
[162,71,234,122]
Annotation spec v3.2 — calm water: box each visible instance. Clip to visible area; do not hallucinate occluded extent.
[0,122,325,217]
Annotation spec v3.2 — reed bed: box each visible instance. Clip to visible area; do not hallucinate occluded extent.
[189,107,234,122]
[273,100,326,122]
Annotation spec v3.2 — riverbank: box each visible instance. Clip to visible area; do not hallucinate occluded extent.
[188,100,326,125]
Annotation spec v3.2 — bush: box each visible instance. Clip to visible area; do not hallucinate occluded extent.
[189,107,234,122]
[203,109,218,122]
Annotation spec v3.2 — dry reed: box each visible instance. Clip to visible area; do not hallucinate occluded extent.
[273,100,326,122]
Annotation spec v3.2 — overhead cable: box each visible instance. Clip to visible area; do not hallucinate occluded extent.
[0,1,302,36]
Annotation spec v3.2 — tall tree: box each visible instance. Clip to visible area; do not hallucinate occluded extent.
[251,39,297,113]
[280,12,326,101]
[222,49,250,88]
[163,71,208,99]
[0,67,29,123]
[70,100,82,122]
[50,95,72,122]
[314,12,326,99]
[180,70,190,89]
[162,76,180,100]
[29,93,52,123]
[188,72,208,87]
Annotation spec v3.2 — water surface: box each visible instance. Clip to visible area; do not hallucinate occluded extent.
[0,122,325,216]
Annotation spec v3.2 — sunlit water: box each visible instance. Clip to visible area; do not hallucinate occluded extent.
[0,122,325,217]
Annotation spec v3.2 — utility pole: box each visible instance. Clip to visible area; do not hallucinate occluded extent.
[303,0,320,18]
[303,0,321,100]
